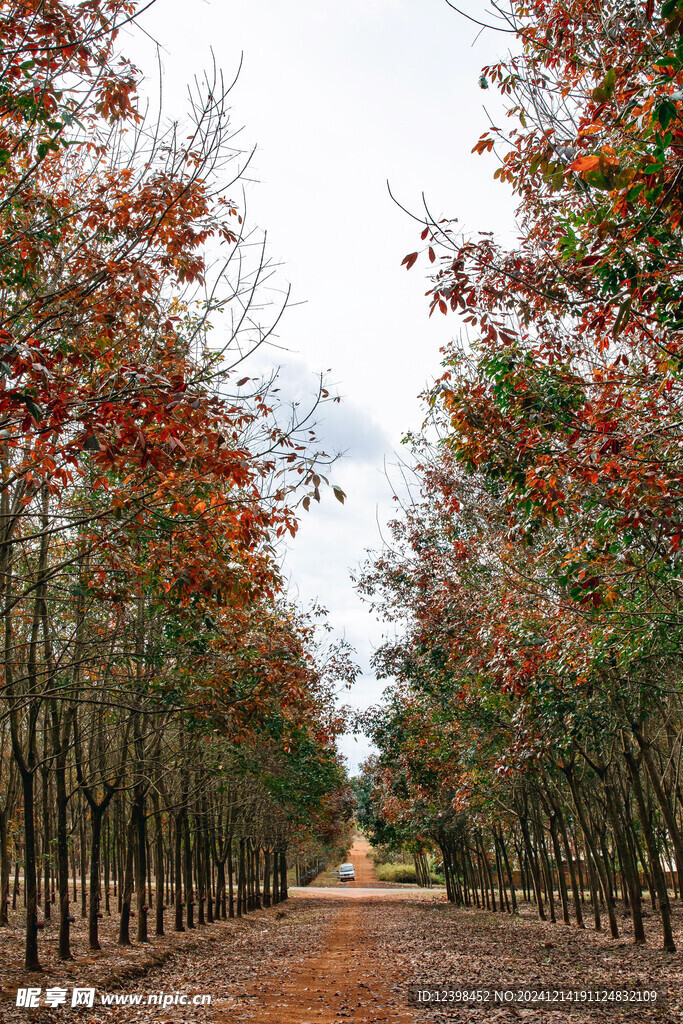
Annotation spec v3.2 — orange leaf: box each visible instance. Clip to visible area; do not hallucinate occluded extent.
[569,155,600,172]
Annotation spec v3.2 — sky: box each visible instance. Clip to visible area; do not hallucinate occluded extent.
[126,0,517,771]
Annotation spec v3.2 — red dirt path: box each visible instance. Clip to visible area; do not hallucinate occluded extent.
[229,839,417,1023]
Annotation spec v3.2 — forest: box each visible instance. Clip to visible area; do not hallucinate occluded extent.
[0,0,354,977]
[357,0,683,959]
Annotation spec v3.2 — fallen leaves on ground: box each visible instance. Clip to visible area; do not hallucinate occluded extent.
[2,895,681,1023]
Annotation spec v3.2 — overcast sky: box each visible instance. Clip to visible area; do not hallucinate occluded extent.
[128,0,516,772]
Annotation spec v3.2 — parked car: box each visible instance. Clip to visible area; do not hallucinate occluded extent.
[339,862,355,881]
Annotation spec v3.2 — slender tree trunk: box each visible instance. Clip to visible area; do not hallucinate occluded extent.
[254,846,262,910]
[216,860,226,919]
[205,828,213,924]
[623,742,676,952]
[42,769,50,921]
[105,817,111,916]
[280,847,288,901]
[536,818,556,923]
[517,810,546,920]
[174,814,184,932]
[184,811,194,929]
[54,761,71,959]
[88,807,104,950]
[604,782,644,944]
[153,793,164,937]
[196,819,205,926]
[79,815,87,918]
[498,830,517,913]
[20,767,41,970]
[548,815,570,925]
[585,848,602,931]
[118,816,135,946]
[493,833,509,912]
[0,808,10,926]
[227,843,235,917]
[556,810,584,928]
[633,727,683,882]
[134,796,148,942]
[263,848,271,908]
[238,838,246,916]
[565,770,618,937]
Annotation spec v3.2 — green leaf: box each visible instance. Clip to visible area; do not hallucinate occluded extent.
[658,100,678,129]
[21,395,41,421]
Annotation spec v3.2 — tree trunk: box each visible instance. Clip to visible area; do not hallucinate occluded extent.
[556,809,584,927]
[20,767,41,970]
[263,848,271,908]
[633,726,683,882]
[228,843,235,917]
[254,846,261,910]
[42,769,50,921]
[216,859,226,920]
[279,847,288,901]
[79,815,87,918]
[118,816,135,946]
[547,815,570,925]
[517,810,546,920]
[152,793,164,936]
[54,761,71,959]
[604,781,644,944]
[174,814,184,932]
[238,838,246,916]
[0,808,9,926]
[498,830,517,913]
[184,812,194,929]
[565,770,618,938]
[623,740,676,952]
[88,807,104,950]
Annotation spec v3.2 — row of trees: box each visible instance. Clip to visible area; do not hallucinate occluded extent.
[357,0,683,954]
[0,0,353,971]
[4,707,351,939]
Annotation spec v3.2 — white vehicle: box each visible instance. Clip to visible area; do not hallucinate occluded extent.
[339,862,355,881]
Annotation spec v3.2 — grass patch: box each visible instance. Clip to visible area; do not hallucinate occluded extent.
[375,862,445,885]
[375,862,418,883]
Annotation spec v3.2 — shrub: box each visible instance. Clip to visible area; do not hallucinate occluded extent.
[375,862,418,883]
[375,862,446,885]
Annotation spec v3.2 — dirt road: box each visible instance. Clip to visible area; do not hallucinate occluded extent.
[236,840,420,1022]
[21,839,683,1024]
[233,899,415,1024]
[346,837,379,886]
[298,839,438,898]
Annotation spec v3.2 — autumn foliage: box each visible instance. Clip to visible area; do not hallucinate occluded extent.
[360,0,683,954]
[0,0,352,974]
